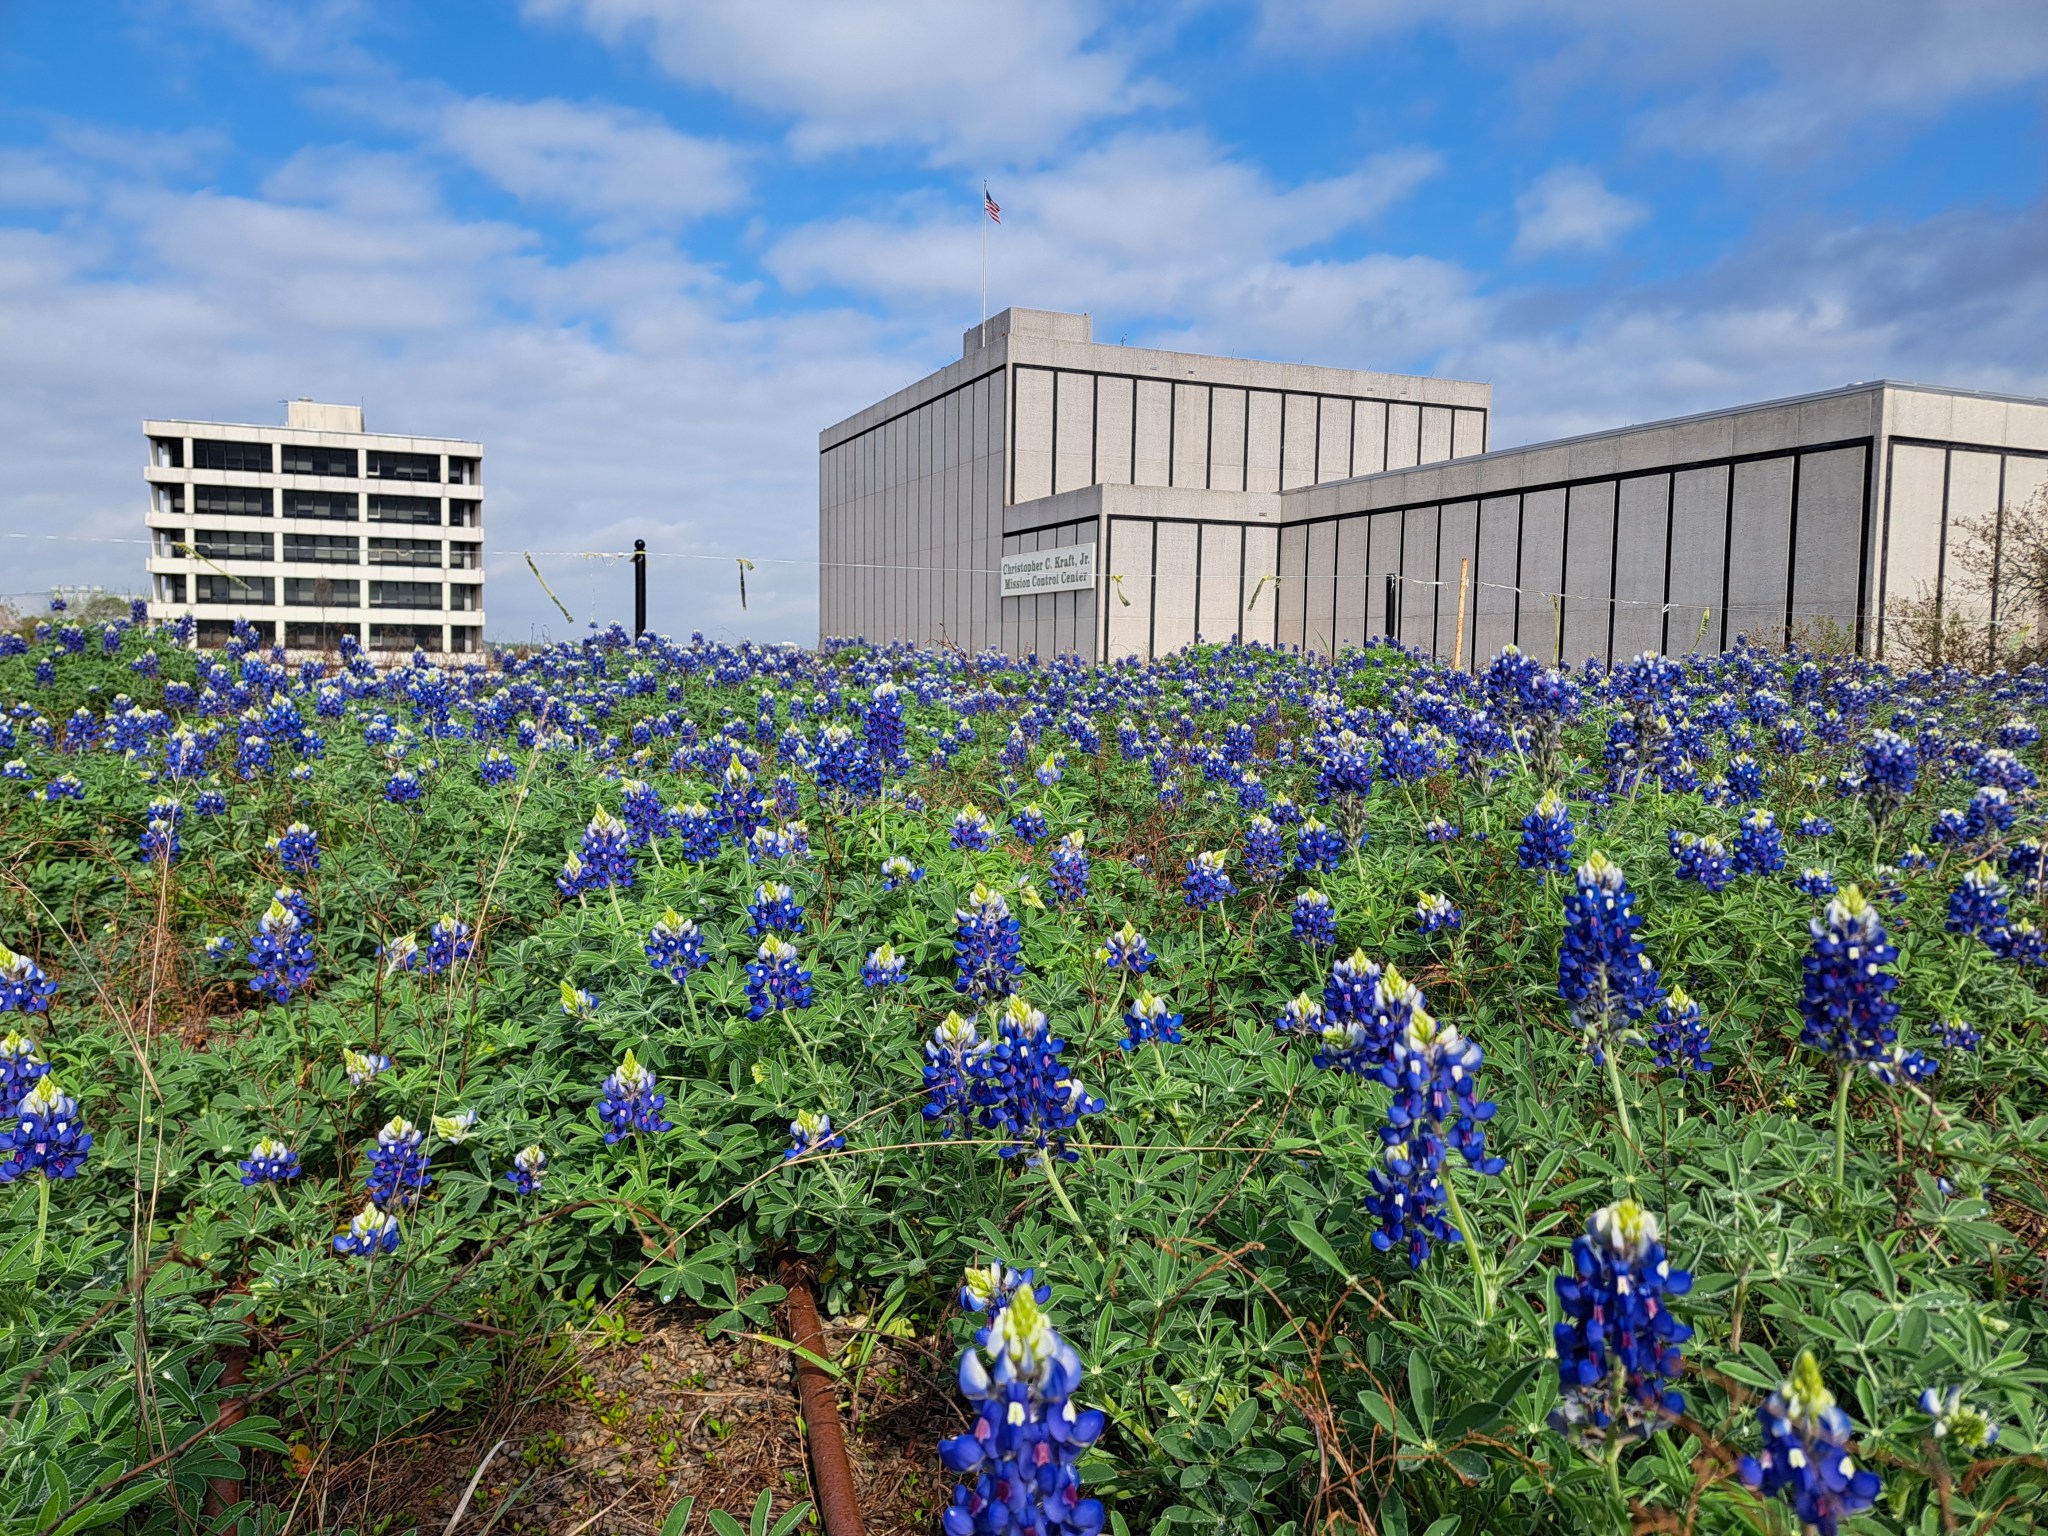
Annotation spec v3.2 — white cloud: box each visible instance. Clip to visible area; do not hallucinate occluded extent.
[522,0,1170,161]
[1511,165,1646,257]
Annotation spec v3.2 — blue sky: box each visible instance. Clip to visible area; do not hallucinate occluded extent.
[2,0,2044,642]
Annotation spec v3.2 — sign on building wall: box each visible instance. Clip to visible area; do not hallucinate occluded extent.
[1001,543,1097,598]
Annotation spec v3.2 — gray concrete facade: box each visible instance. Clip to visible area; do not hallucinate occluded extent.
[821,312,2048,666]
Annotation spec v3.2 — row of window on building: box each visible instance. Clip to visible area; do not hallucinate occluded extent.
[150,529,481,568]
[149,487,479,525]
[189,619,483,653]
[150,438,480,484]
[152,574,479,611]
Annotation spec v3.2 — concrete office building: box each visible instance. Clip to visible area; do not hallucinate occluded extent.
[818,309,2048,666]
[145,401,485,654]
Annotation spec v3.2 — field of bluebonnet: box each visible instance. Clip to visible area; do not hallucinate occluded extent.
[1,604,2044,1536]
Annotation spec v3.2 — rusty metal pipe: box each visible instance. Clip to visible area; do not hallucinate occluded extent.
[780,1270,866,1536]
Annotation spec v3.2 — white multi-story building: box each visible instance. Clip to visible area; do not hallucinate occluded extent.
[145,400,485,654]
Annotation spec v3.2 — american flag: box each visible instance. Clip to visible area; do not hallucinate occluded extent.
[983,184,1001,224]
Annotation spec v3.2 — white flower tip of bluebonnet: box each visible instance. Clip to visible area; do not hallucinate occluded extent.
[757,935,798,962]
[613,1048,654,1093]
[377,1116,420,1147]
[1782,1351,1838,1425]
[960,1264,1005,1309]
[985,1288,1060,1385]
[1534,790,1568,817]
[249,1136,291,1161]
[515,1144,546,1174]
[1589,1199,1660,1263]
[432,1110,478,1142]
[792,1109,833,1142]
[19,1076,66,1116]
[1001,996,1049,1036]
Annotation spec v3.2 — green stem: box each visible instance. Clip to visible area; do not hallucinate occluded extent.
[1604,1432,1626,1525]
[32,1173,48,1270]
[1832,1065,1854,1187]
[1603,1049,1637,1149]
[1039,1154,1095,1249]
[1438,1168,1497,1320]
[636,1131,651,1189]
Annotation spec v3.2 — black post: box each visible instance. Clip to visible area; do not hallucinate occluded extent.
[632,539,647,638]
[1384,573,1400,640]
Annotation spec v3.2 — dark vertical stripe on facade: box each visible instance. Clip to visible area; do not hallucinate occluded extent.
[1205,386,1216,490]
[1783,452,1804,648]
[1237,524,1248,644]
[1606,483,1623,665]
[1090,375,1100,486]
[1853,442,1875,655]
[1659,473,1676,655]
[1147,520,1160,662]
[1556,494,1572,665]
[1935,447,1953,628]
[1717,469,1736,650]
[1511,494,1526,650]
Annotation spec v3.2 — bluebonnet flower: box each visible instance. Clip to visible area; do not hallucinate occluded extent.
[479,747,517,786]
[645,909,708,983]
[1973,746,2036,792]
[785,1110,845,1160]
[1294,816,1345,874]
[596,1050,672,1143]
[1367,1128,1456,1269]
[1927,807,1971,846]
[1519,791,1575,874]
[1236,774,1267,811]
[1799,888,1901,1069]
[365,1117,432,1211]
[1,761,25,782]
[1850,730,1918,823]
[747,881,805,936]
[0,1077,91,1182]
[1648,988,1713,1077]
[422,914,472,977]
[1096,921,1155,976]
[922,1012,992,1131]
[862,943,908,989]
[1415,892,1461,935]
[1292,888,1336,947]
[715,754,767,840]
[938,1289,1107,1536]
[247,895,316,1004]
[1997,714,2041,750]
[1966,785,2014,838]
[505,1144,547,1195]
[746,936,814,1017]
[343,1048,392,1088]
[1896,844,1933,874]
[1380,989,1503,1175]
[559,981,599,1021]
[432,1109,479,1143]
[1947,863,2009,942]
[1732,810,1785,876]
[1242,815,1284,882]
[0,944,58,1015]
[0,1030,50,1109]
[1796,868,1837,898]
[952,805,996,852]
[1725,753,1765,803]
[140,800,182,866]
[955,884,1025,1001]
[958,1263,1050,1323]
[269,821,319,873]
[1009,803,1049,846]
[1269,794,1303,826]
[1796,814,1834,838]
[2004,840,2047,896]
[1047,832,1089,906]
[1739,1352,1882,1536]
[1183,850,1234,909]
[1315,950,1397,1075]
[1669,832,1734,893]
[384,768,422,804]
[381,930,421,977]
[1995,921,2048,966]
[979,996,1104,1163]
[1379,721,1440,784]
[618,778,666,847]
[239,1136,301,1186]
[881,855,925,890]
[1920,1386,1999,1452]
[1550,1200,1693,1447]
[1865,1044,1938,1086]
[1273,993,1324,1037]
[195,789,228,817]
[1119,990,1183,1052]
[237,735,273,780]
[38,774,85,804]
[574,807,637,891]
[672,802,721,862]
[1559,853,1663,1062]
[333,1202,400,1257]
[1936,1018,1982,1052]
[1424,817,1460,843]
[1035,754,1063,788]
[1315,728,1377,802]
[861,681,908,775]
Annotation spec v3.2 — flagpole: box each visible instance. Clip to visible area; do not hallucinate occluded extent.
[980,181,989,328]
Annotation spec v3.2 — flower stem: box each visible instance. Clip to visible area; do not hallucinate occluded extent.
[1603,1049,1637,1148]
[1438,1168,1497,1320]
[1603,1433,1626,1525]
[1831,1064,1854,1187]
[1039,1154,1094,1248]
[32,1173,48,1269]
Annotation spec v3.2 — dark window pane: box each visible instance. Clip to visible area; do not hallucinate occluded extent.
[368,493,440,525]
[447,541,481,569]
[448,624,480,652]
[191,439,274,473]
[279,444,358,476]
[285,577,359,606]
[151,437,185,468]
[368,537,440,566]
[371,621,442,651]
[370,580,441,609]
[448,583,481,612]
[287,621,359,648]
[199,619,272,646]
[283,534,358,564]
[448,498,480,527]
[193,486,274,518]
[366,450,439,483]
[196,574,274,604]
[283,490,358,520]
[193,528,273,561]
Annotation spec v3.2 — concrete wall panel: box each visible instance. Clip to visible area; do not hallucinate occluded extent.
[1474,495,1519,661]
[1199,522,1243,644]
[1210,388,1247,491]
[1666,466,1728,654]
[1281,394,1317,490]
[1420,405,1454,466]
[1277,523,1308,650]
[1013,369,1054,504]
[1134,379,1173,487]
[1095,376,1134,486]
[1945,450,2003,622]
[1452,407,1487,459]
[1435,500,1478,665]
[1612,474,1669,659]
[1305,520,1339,654]
[1726,456,1793,646]
[1172,383,1210,488]
[1562,480,1617,664]
[1386,402,1421,470]
[1353,400,1389,477]
[1366,511,1402,637]
[1882,443,1946,647]
[1246,392,1282,493]
[1399,506,1439,653]
[1319,398,1354,482]
[1792,446,1866,635]
[1242,524,1280,646]
[1106,518,1152,659]
[1517,488,1567,660]
[1054,371,1095,494]
[1153,522,1199,654]
[1333,517,1368,650]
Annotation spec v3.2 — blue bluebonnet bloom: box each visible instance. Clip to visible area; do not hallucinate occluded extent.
[237,735,272,780]
[1928,808,1971,846]
[479,747,517,786]
[365,1117,432,1211]
[1799,888,1902,1069]
[672,802,721,862]
[958,1263,1050,1323]
[1550,1200,1693,1446]
[1035,754,1063,788]
[938,1289,1107,1536]
[643,909,707,983]
[1519,791,1575,874]
[952,805,996,852]
[1849,729,1918,823]
[1648,988,1713,1077]
[747,881,805,936]
[1046,832,1089,906]
[618,778,666,846]
[785,1109,845,1160]
[715,754,767,840]
[1273,993,1324,1037]
[0,944,58,1014]
[0,1077,92,1182]
[333,1202,400,1257]
[247,895,316,1004]
[922,1012,992,1131]
[1240,815,1284,883]
[239,1136,301,1186]
[383,768,422,804]
[1936,1018,1982,1052]
[1669,832,1734,893]
[1732,810,1785,875]
[576,807,637,891]
[343,1048,392,1088]
[1424,817,1460,843]
[1920,1386,1999,1452]
[1096,921,1154,976]
[955,884,1025,1001]
[597,1050,672,1143]
[1183,850,1234,909]
[379,931,420,977]
[980,997,1104,1163]
[1796,868,1838,898]
[1739,1352,1882,1536]
[1294,816,1345,874]
[1315,728,1377,802]
[422,914,473,977]
[1415,893,1461,935]
[1366,1130,1457,1270]
[1380,987,1503,1172]
[555,851,592,899]
[1236,773,1267,811]
[1292,889,1336,947]
[140,800,183,866]
[1946,863,2008,942]
[194,789,228,817]
[269,821,319,873]
[1997,920,2048,966]
[559,981,599,1021]
[862,943,909,989]
[746,936,814,1017]
[1316,950,1396,1075]
[1559,854,1663,1062]
[1796,815,1835,838]
[881,855,925,890]
[1009,803,1049,846]
[0,1031,50,1109]
[505,1144,547,1195]
[1119,990,1183,1052]
[1725,753,1766,803]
